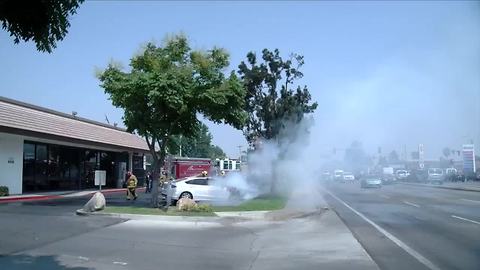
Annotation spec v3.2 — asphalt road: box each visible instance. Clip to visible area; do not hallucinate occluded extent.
[323,181,480,270]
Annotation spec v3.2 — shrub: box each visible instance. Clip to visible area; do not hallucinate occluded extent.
[0,186,9,197]
[180,203,213,213]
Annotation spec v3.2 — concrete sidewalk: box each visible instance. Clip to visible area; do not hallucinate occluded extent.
[399,181,480,192]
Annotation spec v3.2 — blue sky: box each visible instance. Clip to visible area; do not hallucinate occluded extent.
[1,1,479,158]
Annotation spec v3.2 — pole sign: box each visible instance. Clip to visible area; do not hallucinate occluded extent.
[462,144,476,174]
[418,144,425,169]
[94,170,106,191]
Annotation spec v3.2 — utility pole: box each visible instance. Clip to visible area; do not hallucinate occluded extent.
[237,145,242,159]
[179,135,182,157]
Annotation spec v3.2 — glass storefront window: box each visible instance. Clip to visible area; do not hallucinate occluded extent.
[23,143,35,191]
[35,144,48,190]
[23,142,125,191]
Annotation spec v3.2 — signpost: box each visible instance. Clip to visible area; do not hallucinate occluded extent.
[462,144,476,175]
[94,170,106,192]
[418,144,425,169]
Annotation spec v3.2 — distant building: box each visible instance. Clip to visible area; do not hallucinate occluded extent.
[0,97,149,194]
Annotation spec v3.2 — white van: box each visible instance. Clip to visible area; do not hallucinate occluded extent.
[427,168,444,184]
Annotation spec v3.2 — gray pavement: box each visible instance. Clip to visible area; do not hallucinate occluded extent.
[323,181,480,270]
[0,190,378,270]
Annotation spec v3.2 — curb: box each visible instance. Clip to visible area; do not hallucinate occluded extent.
[399,182,480,192]
[86,210,225,222]
[0,188,146,204]
[0,195,62,203]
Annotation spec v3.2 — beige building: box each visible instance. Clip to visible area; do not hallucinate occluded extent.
[0,96,148,194]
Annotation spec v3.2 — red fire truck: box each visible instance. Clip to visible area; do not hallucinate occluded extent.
[171,157,212,179]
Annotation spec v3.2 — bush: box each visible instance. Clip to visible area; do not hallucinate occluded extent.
[0,186,9,197]
[180,203,213,213]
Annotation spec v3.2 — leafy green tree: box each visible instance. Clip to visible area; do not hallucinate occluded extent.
[210,145,227,159]
[238,49,317,193]
[98,34,246,207]
[168,122,227,159]
[238,49,318,145]
[0,0,84,53]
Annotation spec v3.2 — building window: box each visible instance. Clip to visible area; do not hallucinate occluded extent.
[23,143,35,191]
[35,144,48,190]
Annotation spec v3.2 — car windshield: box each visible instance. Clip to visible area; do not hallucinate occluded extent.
[1,1,478,270]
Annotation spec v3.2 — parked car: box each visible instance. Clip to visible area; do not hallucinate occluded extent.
[343,172,355,182]
[361,177,382,188]
[163,176,230,203]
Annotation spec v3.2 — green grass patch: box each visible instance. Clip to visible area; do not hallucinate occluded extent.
[213,195,287,212]
[103,206,216,216]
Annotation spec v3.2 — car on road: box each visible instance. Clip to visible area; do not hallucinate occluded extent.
[361,177,382,188]
[321,171,331,181]
[395,170,409,181]
[381,173,397,184]
[343,172,355,182]
[427,168,444,184]
[163,176,230,203]
[333,170,344,181]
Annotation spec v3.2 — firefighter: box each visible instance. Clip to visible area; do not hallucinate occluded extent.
[125,171,138,200]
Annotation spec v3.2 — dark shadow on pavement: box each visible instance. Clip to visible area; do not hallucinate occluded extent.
[0,254,93,270]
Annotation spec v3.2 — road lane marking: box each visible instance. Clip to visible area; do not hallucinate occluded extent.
[380,195,390,199]
[324,189,441,270]
[451,215,480,225]
[460,198,480,204]
[403,201,420,208]
[113,261,128,265]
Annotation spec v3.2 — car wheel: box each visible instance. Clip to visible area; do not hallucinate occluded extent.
[179,192,193,200]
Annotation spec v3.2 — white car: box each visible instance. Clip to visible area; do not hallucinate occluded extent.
[165,177,230,202]
[395,170,409,180]
[343,172,355,182]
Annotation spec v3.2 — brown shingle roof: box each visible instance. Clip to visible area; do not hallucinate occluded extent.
[0,96,149,152]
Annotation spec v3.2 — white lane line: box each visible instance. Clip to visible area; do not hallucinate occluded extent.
[403,201,420,208]
[113,261,128,265]
[460,198,480,204]
[380,195,390,199]
[78,256,89,261]
[324,189,441,270]
[451,215,480,225]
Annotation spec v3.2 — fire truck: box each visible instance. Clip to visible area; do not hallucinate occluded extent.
[170,157,212,179]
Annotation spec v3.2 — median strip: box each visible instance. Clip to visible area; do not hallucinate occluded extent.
[451,215,480,225]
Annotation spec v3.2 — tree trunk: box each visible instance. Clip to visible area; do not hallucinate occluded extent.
[150,158,160,207]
